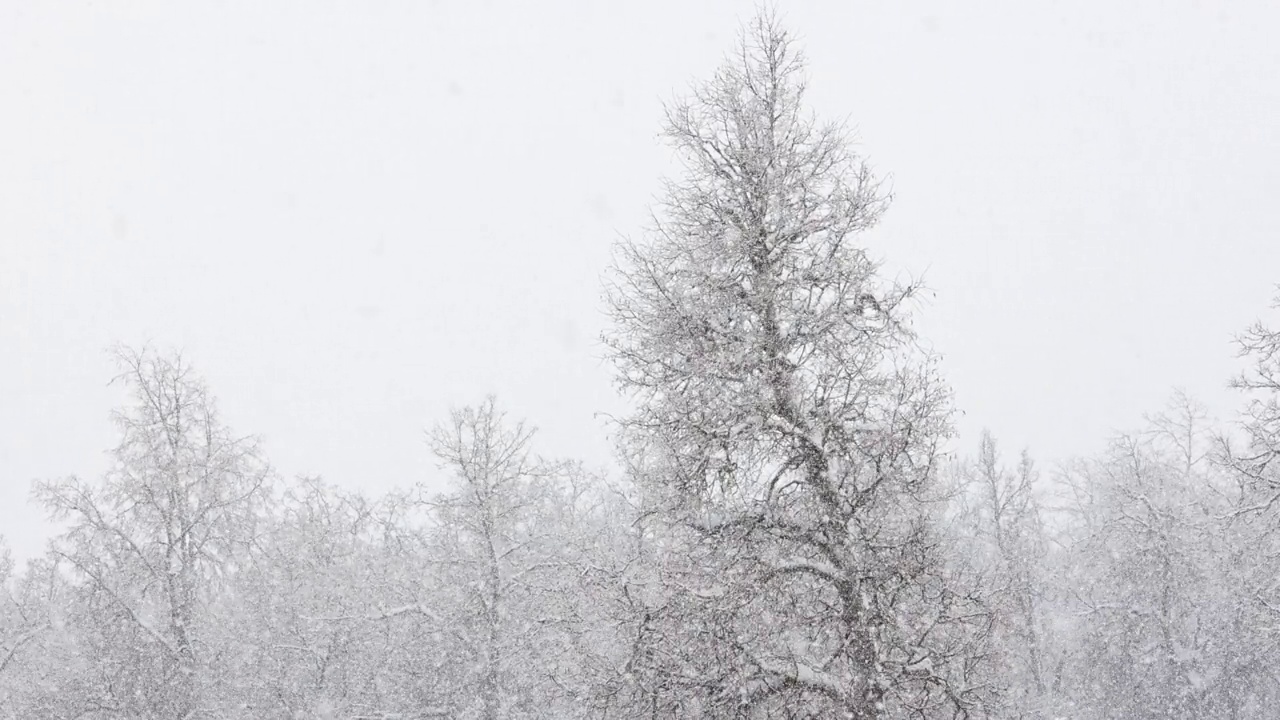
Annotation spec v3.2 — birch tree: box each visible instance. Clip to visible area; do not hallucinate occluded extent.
[421,399,642,719]
[0,543,43,683]
[1225,290,1280,505]
[425,399,544,720]
[32,347,272,720]
[1052,394,1263,718]
[604,13,989,718]
[0,553,86,720]
[0,543,53,715]
[949,433,1052,716]
[1211,292,1280,712]
[225,477,433,719]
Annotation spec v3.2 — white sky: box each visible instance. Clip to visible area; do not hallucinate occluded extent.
[3,0,1279,563]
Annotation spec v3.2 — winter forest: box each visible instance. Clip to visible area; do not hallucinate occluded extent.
[5,9,1280,720]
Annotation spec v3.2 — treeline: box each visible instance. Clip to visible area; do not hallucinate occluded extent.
[2,352,638,719]
[5,11,1280,720]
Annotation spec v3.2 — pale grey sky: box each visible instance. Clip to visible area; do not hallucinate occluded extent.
[3,0,1278,563]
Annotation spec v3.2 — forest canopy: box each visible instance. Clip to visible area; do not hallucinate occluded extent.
[4,10,1280,720]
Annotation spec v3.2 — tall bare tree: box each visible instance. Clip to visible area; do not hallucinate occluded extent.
[32,347,272,720]
[1225,290,1280,503]
[949,433,1052,715]
[604,12,990,718]
[0,543,44,682]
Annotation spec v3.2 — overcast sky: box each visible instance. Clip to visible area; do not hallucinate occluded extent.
[3,0,1279,563]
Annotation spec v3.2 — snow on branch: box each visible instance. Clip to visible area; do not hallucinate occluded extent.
[0,622,49,674]
[763,556,844,584]
[741,655,850,706]
[302,603,443,625]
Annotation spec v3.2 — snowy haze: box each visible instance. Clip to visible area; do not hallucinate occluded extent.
[3,0,1279,565]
